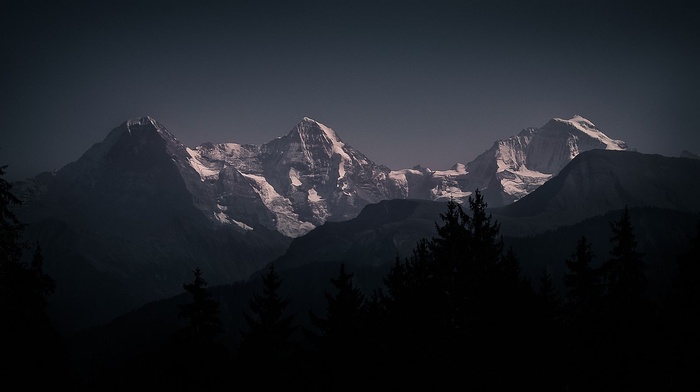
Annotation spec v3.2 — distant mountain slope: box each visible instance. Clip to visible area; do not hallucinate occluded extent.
[272,150,700,274]
[470,115,627,206]
[390,115,628,207]
[273,199,447,270]
[493,150,700,236]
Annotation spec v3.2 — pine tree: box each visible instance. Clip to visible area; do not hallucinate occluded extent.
[165,268,227,392]
[601,207,646,315]
[464,189,503,270]
[309,263,366,343]
[0,164,26,263]
[564,236,600,317]
[380,190,528,388]
[562,235,603,390]
[177,267,224,343]
[237,264,298,390]
[537,266,561,320]
[240,264,296,362]
[0,163,77,388]
[597,207,650,390]
[308,263,369,389]
[431,198,469,278]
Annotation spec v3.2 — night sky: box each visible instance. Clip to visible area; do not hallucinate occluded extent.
[2,0,698,181]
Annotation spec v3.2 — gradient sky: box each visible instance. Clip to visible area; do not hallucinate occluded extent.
[2,0,698,181]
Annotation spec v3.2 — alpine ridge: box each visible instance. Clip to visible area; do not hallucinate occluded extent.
[18,114,625,239]
[9,114,630,333]
[392,115,629,207]
[182,116,401,237]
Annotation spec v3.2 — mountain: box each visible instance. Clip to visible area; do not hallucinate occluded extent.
[10,114,630,333]
[493,150,700,236]
[273,150,700,274]
[15,115,627,240]
[184,117,403,237]
[273,198,447,271]
[467,115,628,206]
[391,115,629,207]
[12,117,290,333]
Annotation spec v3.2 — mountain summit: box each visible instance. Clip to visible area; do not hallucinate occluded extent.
[384,115,629,207]
[180,117,402,237]
[473,114,629,206]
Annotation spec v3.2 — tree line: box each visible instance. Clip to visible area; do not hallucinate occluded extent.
[125,190,698,391]
[2,159,698,390]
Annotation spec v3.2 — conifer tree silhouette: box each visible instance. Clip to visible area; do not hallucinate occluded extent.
[562,235,603,390]
[564,236,600,319]
[237,264,298,390]
[309,263,366,345]
[380,189,532,389]
[597,207,650,389]
[0,163,77,388]
[537,266,561,321]
[308,263,369,389]
[166,267,227,392]
[240,264,296,360]
[601,206,647,316]
[178,267,224,343]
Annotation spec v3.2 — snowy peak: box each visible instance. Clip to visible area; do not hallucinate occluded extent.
[549,115,627,151]
[79,116,182,166]
[123,116,180,143]
[165,117,398,238]
[275,117,355,176]
[126,116,158,129]
[415,115,633,207]
[289,117,346,149]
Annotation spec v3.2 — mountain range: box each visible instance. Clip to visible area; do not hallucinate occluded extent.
[10,114,680,334]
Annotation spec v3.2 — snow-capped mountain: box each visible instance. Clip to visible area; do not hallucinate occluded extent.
[468,115,627,206]
[10,114,630,333]
[389,115,628,207]
[17,114,627,240]
[183,117,402,237]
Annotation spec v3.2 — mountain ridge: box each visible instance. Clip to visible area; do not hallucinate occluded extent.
[8,114,637,333]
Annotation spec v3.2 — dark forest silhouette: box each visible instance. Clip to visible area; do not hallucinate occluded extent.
[2,156,699,391]
[0,164,80,388]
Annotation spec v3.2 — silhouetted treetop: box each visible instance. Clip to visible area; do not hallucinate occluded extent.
[177,268,223,343]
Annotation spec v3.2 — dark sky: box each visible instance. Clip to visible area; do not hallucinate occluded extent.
[2,0,698,181]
